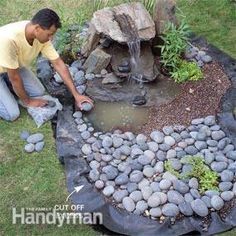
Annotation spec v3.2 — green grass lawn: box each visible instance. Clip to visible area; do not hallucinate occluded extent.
[0,0,236,235]
[0,109,96,235]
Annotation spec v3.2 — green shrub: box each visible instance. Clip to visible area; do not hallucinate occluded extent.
[159,20,190,72]
[170,59,203,83]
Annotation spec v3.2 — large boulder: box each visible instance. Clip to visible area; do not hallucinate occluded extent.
[82,2,155,50]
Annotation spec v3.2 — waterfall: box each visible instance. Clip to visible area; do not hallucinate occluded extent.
[128,39,143,83]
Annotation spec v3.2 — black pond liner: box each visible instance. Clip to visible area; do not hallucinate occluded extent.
[39,35,236,235]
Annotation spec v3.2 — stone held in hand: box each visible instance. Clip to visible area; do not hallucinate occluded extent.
[81,102,93,112]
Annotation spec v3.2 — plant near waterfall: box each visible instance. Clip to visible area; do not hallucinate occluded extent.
[159,20,190,72]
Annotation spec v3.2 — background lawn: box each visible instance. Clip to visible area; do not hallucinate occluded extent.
[0,0,235,235]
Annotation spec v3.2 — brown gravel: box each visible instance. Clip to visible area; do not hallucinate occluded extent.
[140,61,231,134]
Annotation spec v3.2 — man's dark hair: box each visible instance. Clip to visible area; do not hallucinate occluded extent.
[31,8,61,29]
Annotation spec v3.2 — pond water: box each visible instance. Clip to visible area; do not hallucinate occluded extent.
[85,77,180,132]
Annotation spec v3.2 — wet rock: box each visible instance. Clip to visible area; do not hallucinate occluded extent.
[132,95,146,106]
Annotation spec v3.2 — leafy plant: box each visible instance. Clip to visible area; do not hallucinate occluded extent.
[159,20,190,72]
[170,59,203,83]
[181,156,219,193]
[164,155,219,194]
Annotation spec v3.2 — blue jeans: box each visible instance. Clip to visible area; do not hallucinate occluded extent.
[0,67,45,121]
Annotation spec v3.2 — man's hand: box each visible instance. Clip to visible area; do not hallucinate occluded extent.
[75,95,94,110]
[23,98,48,107]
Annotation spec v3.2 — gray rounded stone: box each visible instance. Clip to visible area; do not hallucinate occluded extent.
[191,199,209,217]
[226,151,236,161]
[201,196,212,208]
[141,186,153,200]
[150,207,162,217]
[211,130,225,141]
[189,178,199,189]
[211,195,224,210]
[130,170,144,183]
[81,131,90,140]
[220,191,234,201]
[143,167,155,177]
[73,111,82,119]
[122,197,135,212]
[154,161,164,173]
[220,170,234,182]
[81,102,93,111]
[102,165,118,180]
[20,130,30,140]
[115,173,129,185]
[167,190,184,204]
[81,144,92,155]
[219,182,233,191]
[190,189,201,199]
[24,143,35,153]
[95,180,104,189]
[185,146,198,155]
[136,200,148,213]
[159,179,172,190]
[211,161,228,172]
[112,137,123,148]
[127,183,138,193]
[27,133,44,144]
[205,190,220,198]
[179,201,193,216]
[173,180,189,194]
[204,116,216,126]
[150,131,164,143]
[35,141,44,152]
[89,169,100,182]
[130,190,143,202]
[138,154,153,165]
[162,203,179,217]
[147,142,159,152]
[78,123,87,132]
[166,150,177,159]
[113,190,128,203]
[147,194,161,208]
[164,136,176,146]
[103,185,115,197]
[136,134,147,145]
[184,193,194,203]
[150,182,161,192]
[102,136,113,148]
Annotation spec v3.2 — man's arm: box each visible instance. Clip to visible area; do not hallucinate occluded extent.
[50,57,93,109]
[7,68,48,107]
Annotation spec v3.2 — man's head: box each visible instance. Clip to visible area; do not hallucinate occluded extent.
[31,8,61,43]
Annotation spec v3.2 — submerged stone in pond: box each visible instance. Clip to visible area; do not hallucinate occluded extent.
[132,95,146,105]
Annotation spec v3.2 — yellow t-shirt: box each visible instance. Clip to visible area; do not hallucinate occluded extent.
[0,20,59,74]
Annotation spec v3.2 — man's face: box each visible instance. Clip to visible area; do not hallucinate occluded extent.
[35,24,57,43]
